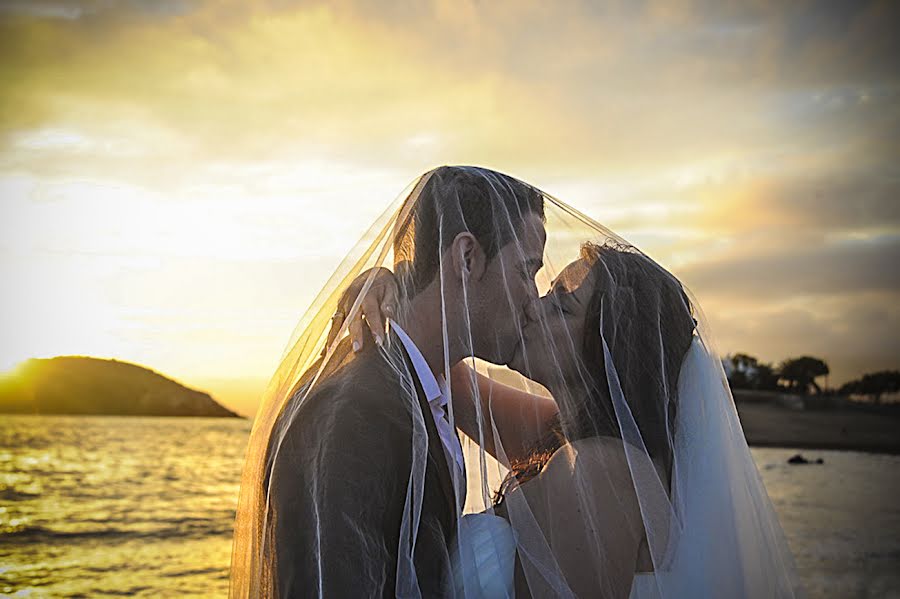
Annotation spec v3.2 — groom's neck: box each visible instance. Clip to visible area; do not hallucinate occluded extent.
[399,289,464,379]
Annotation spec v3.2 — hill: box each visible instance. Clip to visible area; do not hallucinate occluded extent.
[0,356,242,418]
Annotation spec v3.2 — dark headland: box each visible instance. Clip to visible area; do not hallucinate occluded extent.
[0,356,242,418]
[2,358,896,452]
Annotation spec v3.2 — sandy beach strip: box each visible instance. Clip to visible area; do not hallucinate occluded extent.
[733,391,900,455]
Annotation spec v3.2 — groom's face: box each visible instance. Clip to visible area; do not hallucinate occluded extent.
[476,213,546,364]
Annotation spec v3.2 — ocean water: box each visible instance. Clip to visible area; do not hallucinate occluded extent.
[1,414,898,598]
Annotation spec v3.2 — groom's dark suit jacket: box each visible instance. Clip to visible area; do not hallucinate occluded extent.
[266,331,458,598]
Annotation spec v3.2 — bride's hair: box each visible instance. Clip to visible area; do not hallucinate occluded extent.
[496,242,696,504]
[393,166,545,296]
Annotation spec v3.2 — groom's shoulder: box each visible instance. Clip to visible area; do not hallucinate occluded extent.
[292,348,411,433]
[271,350,413,473]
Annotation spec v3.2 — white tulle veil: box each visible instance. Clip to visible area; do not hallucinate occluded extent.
[229,166,803,598]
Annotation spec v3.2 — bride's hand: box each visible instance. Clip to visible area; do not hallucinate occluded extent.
[325,267,399,355]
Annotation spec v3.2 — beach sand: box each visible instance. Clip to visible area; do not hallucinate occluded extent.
[734,391,900,455]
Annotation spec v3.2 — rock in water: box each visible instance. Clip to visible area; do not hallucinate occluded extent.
[787,453,824,465]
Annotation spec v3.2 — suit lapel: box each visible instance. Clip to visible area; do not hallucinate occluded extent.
[394,335,457,522]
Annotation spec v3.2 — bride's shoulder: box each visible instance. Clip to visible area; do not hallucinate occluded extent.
[549,436,628,464]
[518,436,647,549]
[540,436,633,486]
[540,436,666,492]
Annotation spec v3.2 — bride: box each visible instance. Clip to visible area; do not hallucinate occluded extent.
[230,166,802,598]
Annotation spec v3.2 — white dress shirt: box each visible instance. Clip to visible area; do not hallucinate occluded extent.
[390,322,466,509]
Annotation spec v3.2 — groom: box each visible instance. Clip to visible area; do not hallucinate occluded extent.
[266,166,546,597]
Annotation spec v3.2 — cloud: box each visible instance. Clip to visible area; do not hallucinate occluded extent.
[703,289,900,385]
[0,4,572,169]
[0,0,196,20]
[2,0,896,174]
[683,167,900,240]
[1,0,897,386]
[666,228,900,384]
[679,233,900,300]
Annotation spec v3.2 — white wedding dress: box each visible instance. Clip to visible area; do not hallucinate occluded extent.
[451,514,659,599]
[451,512,517,598]
[450,337,798,598]
[451,512,653,599]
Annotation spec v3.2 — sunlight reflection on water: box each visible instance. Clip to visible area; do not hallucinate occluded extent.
[0,415,897,598]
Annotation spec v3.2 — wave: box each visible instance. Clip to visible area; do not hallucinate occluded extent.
[0,487,41,501]
[0,518,234,544]
[160,567,225,578]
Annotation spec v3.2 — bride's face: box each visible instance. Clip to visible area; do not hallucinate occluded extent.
[509,258,594,390]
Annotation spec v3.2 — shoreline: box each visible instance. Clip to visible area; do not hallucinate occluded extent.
[745,439,900,456]
[2,393,898,455]
[734,391,900,456]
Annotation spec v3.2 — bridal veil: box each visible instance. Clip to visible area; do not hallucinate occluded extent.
[229,166,803,598]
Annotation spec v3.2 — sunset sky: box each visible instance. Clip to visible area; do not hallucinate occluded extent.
[1,0,897,417]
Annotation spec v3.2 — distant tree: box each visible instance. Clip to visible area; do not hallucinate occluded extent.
[731,353,759,369]
[840,379,861,397]
[778,356,830,395]
[725,353,779,391]
[727,370,746,389]
[725,353,755,389]
[840,370,900,405]
[753,363,780,391]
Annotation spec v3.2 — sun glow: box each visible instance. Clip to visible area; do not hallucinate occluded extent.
[0,0,895,412]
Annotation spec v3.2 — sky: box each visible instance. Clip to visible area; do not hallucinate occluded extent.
[1,0,897,417]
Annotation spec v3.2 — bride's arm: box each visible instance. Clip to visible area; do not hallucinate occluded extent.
[449,362,559,466]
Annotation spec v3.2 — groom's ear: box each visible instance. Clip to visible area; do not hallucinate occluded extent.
[450,232,486,281]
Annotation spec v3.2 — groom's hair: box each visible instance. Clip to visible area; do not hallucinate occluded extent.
[395,165,545,295]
